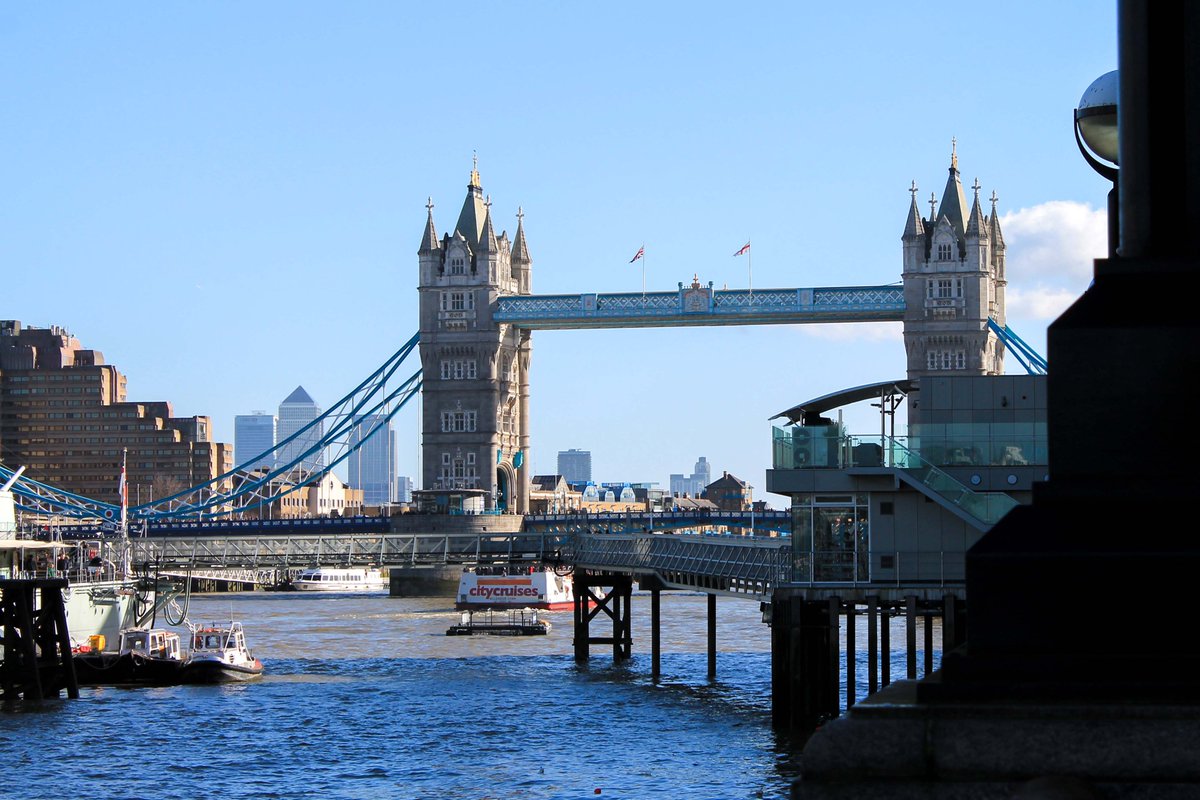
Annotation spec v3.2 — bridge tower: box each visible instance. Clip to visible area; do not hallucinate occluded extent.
[417,163,533,512]
[901,143,1007,378]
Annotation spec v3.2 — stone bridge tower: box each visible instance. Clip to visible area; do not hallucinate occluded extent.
[417,163,532,512]
[901,143,1007,378]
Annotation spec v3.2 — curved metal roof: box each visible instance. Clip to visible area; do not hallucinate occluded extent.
[770,379,916,424]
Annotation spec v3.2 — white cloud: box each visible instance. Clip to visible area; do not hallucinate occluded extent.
[1001,200,1106,286]
[1004,285,1084,322]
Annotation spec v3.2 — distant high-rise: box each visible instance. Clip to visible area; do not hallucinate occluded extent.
[348,415,396,506]
[670,456,710,498]
[276,386,324,475]
[396,475,413,504]
[234,412,275,471]
[557,449,592,484]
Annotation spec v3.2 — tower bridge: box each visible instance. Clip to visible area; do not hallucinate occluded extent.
[4,149,1037,726]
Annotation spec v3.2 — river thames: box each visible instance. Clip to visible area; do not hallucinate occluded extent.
[0,589,939,799]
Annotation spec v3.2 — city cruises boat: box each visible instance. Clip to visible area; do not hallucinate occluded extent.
[446,607,551,636]
[455,567,576,611]
[181,621,264,683]
[73,627,187,686]
[291,566,386,592]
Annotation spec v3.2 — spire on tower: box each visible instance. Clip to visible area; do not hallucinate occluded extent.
[966,178,988,239]
[479,196,499,254]
[989,189,1006,248]
[454,156,487,249]
[511,206,531,266]
[419,196,440,254]
[936,141,970,241]
[903,180,925,241]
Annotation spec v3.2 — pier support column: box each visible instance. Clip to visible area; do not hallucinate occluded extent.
[571,571,632,664]
[651,588,661,683]
[0,579,79,703]
[770,590,840,731]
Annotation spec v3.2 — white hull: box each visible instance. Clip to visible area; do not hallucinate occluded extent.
[63,579,145,648]
[292,567,385,593]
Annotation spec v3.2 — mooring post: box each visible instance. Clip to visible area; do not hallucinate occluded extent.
[827,596,841,719]
[923,610,934,675]
[707,593,717,681]
[845,601,856,709]
[867,596,879,695]
[573,572,589,663]
[880,602,891,688]
[905,594,918,680]
[651,587,661,683]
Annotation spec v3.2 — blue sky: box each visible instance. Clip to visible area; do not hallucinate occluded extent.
[2,3,1117,505]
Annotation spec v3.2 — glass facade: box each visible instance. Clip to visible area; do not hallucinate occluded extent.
[791,494,871,583]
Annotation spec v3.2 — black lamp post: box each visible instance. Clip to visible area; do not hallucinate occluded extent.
[1073,70,1119,257]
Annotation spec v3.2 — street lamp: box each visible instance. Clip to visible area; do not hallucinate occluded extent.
[1074,70,1119,255]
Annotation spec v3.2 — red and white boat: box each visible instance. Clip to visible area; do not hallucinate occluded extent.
[455,567,575,611]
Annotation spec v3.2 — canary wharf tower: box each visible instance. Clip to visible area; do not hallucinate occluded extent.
[417,164,532,512]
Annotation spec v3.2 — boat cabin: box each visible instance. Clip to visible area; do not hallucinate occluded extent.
[120,628,182,660]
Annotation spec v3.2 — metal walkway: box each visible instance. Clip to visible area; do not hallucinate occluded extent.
[573,531,792,600]
[494,284,904,329]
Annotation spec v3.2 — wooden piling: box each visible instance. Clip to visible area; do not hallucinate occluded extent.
[0,579,79,703]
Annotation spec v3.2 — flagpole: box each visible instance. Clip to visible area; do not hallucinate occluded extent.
[641,242,646,303]
[748,238,752,300]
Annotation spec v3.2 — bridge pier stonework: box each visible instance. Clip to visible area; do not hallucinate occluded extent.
[418,163,532,513]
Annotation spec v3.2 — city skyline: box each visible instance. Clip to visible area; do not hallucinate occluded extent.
[2,3,1116,499]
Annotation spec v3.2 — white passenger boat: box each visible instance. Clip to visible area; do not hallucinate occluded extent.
[292,566,386,592]
[182,620,264,683]
[455,567,575,611]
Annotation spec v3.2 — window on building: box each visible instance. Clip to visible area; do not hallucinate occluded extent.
[450,256,466,275]
[440,411,477,433]
[439,360,477,380]
[937,243,953,261]
[927,349,968,370]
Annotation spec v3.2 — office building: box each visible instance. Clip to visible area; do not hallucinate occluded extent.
[670,455,711,498]
[556,449,592,484]
[276,385,323,475]
[395,475,413,504]
[0,320,232,502]
[234,412,275,471]
[348,414,396,506]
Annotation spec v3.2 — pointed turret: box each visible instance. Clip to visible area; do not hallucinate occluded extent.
[478,198,499,255]
[989,190,1005,248]
[511,207,532,294]
[936,142,971,243]
[966,178,989,240]
[902,181,925,241]
[418,197,440,255]
[511,207,531,266]
[454,158,488,250]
